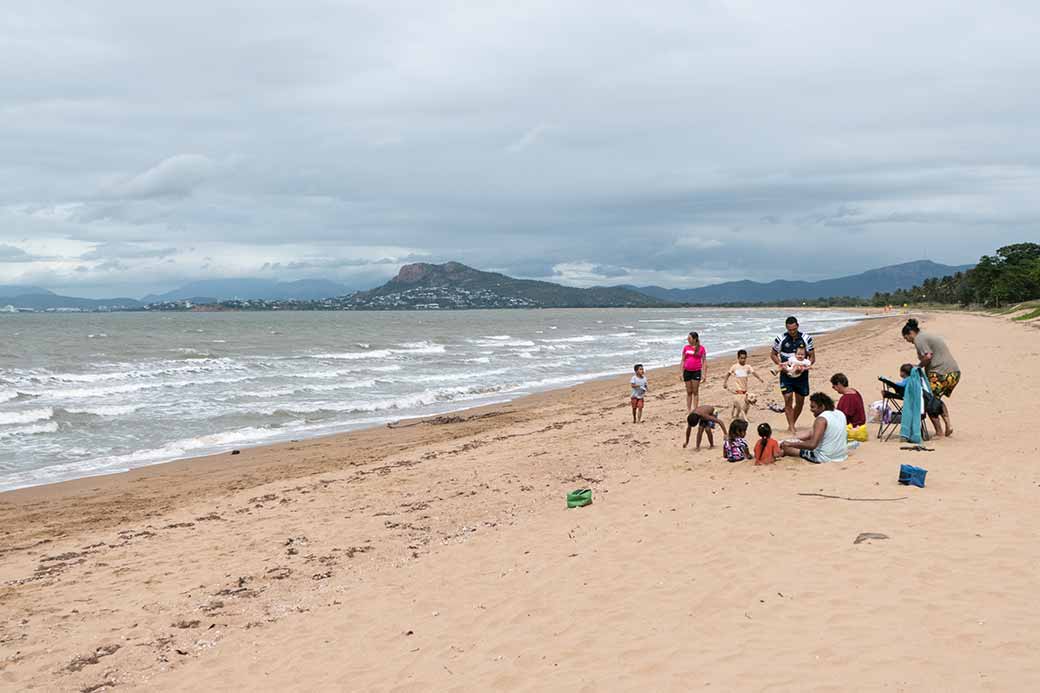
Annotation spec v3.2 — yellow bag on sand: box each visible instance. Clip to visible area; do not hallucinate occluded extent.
[847,424,868,442]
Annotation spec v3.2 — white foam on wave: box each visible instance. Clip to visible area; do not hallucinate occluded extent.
[573,350,636,360]
[311,349,394,360]
[0,421,59,439]
[0,390,18,403]
[26,358,245,385]
[259,384,502,417]
[386,368,510,385]
[638,318,691,324]
[72,425,297,473]
[314,342,447,359]
[504,368,625,393]
[395,341,447,355]
[539,335,597,344]
[243,379,378,399]
[0,408,54,426]
[41,374,256,400]
[471,338,534,347]
[64,405,141,417]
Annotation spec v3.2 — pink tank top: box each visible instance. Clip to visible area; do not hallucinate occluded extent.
[682,344,705,371]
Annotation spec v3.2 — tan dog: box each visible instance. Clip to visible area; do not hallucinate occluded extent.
[731,391,756,421]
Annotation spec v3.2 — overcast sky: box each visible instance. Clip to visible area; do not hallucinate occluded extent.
[2,1,1038,298]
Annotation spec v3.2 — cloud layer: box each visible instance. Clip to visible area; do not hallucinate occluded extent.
[2,1,1038,297]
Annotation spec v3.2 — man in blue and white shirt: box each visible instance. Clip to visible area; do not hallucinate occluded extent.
[771,316,815,433]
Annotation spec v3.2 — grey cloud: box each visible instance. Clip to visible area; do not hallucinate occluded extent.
[590,265,630,279]
[1,1,1038,295]
[263,256,412,272]
[95,259,129,272]
[106,155,216,200]
[0,244,40,263]
[81,242,179,260]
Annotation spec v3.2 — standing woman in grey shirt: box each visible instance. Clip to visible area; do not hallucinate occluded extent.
[901,318,961,437]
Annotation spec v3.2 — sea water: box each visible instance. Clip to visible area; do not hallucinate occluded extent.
[0,308,863,491]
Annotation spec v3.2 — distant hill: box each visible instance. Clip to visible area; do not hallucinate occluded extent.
[142,278,354,303]
[628,260,975,304]
[0,293,141,311]
[352,262,667,309]
[0,285,52,298]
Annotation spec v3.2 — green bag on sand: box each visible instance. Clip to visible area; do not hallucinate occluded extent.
[567,489,592,508]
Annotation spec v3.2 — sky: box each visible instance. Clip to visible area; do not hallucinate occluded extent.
[2,1,1038,298]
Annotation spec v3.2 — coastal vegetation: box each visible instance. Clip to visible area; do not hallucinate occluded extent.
[870,243,1040,309]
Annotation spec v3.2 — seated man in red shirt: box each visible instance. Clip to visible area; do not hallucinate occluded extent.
[830,373,865,428]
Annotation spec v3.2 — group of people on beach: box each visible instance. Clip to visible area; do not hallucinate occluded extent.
[628,314,961,465]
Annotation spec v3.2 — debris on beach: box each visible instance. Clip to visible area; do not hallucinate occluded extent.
[853,532,890,545]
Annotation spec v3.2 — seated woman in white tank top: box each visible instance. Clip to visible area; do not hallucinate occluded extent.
[779,392,848,463]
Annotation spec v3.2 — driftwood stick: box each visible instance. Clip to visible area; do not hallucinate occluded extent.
[798,492,907,502]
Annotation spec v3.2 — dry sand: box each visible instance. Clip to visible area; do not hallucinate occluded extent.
[2,311,1039,692]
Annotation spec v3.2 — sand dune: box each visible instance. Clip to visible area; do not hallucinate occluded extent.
[2,311,1039,691]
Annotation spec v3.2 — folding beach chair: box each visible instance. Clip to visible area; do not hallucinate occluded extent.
[877,376,931,442]
[877,377,904,442]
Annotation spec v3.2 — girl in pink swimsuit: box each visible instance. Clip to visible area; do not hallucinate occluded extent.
[680,331,707,412]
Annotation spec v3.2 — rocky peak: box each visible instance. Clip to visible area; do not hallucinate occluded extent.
[393,261,472,284]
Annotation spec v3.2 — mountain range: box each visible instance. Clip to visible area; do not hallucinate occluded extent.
[141,278,354,303]
[628,260,973,304]
[0,259,973,311]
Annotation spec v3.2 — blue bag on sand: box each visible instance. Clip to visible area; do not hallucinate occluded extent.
[899,464,927,488]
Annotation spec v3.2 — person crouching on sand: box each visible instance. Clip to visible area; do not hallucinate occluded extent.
[683,405,726,451]
[724,349,764,421]
[630,364,648,423]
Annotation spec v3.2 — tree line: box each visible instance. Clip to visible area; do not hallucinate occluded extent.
[871,243,1040,308]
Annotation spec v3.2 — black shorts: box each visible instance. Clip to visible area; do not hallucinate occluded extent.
[683,369,702,382]
[779,371,809,397]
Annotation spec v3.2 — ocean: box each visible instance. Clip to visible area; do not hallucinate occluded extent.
[0,308,863,491]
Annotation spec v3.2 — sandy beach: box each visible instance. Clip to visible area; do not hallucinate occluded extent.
[2,310,1039,692]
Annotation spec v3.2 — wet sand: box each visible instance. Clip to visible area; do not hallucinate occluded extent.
[2,310,1039,691]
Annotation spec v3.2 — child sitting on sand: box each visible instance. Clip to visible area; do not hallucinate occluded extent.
[753,422,781,465]
[723,419,751,462]
[771,345,812,378]
[630,364,648,423]
[724,349,765,421]
[683,405,727,451]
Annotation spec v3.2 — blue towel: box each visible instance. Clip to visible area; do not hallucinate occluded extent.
[900,367,933,443]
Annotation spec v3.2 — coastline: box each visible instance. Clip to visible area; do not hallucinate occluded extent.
[8,309,1039,690]
[0,310,876,509]
[0,307,875,498]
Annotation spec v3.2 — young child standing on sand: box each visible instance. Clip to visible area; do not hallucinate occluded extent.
[724,349,764,421]
[630,364,648,423]
[680,332,707,413]
[683,405,726,451]
[723,420,751,462]
[754,422,781,465]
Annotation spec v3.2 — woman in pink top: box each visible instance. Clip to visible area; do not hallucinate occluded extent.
[680,331,707,412]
